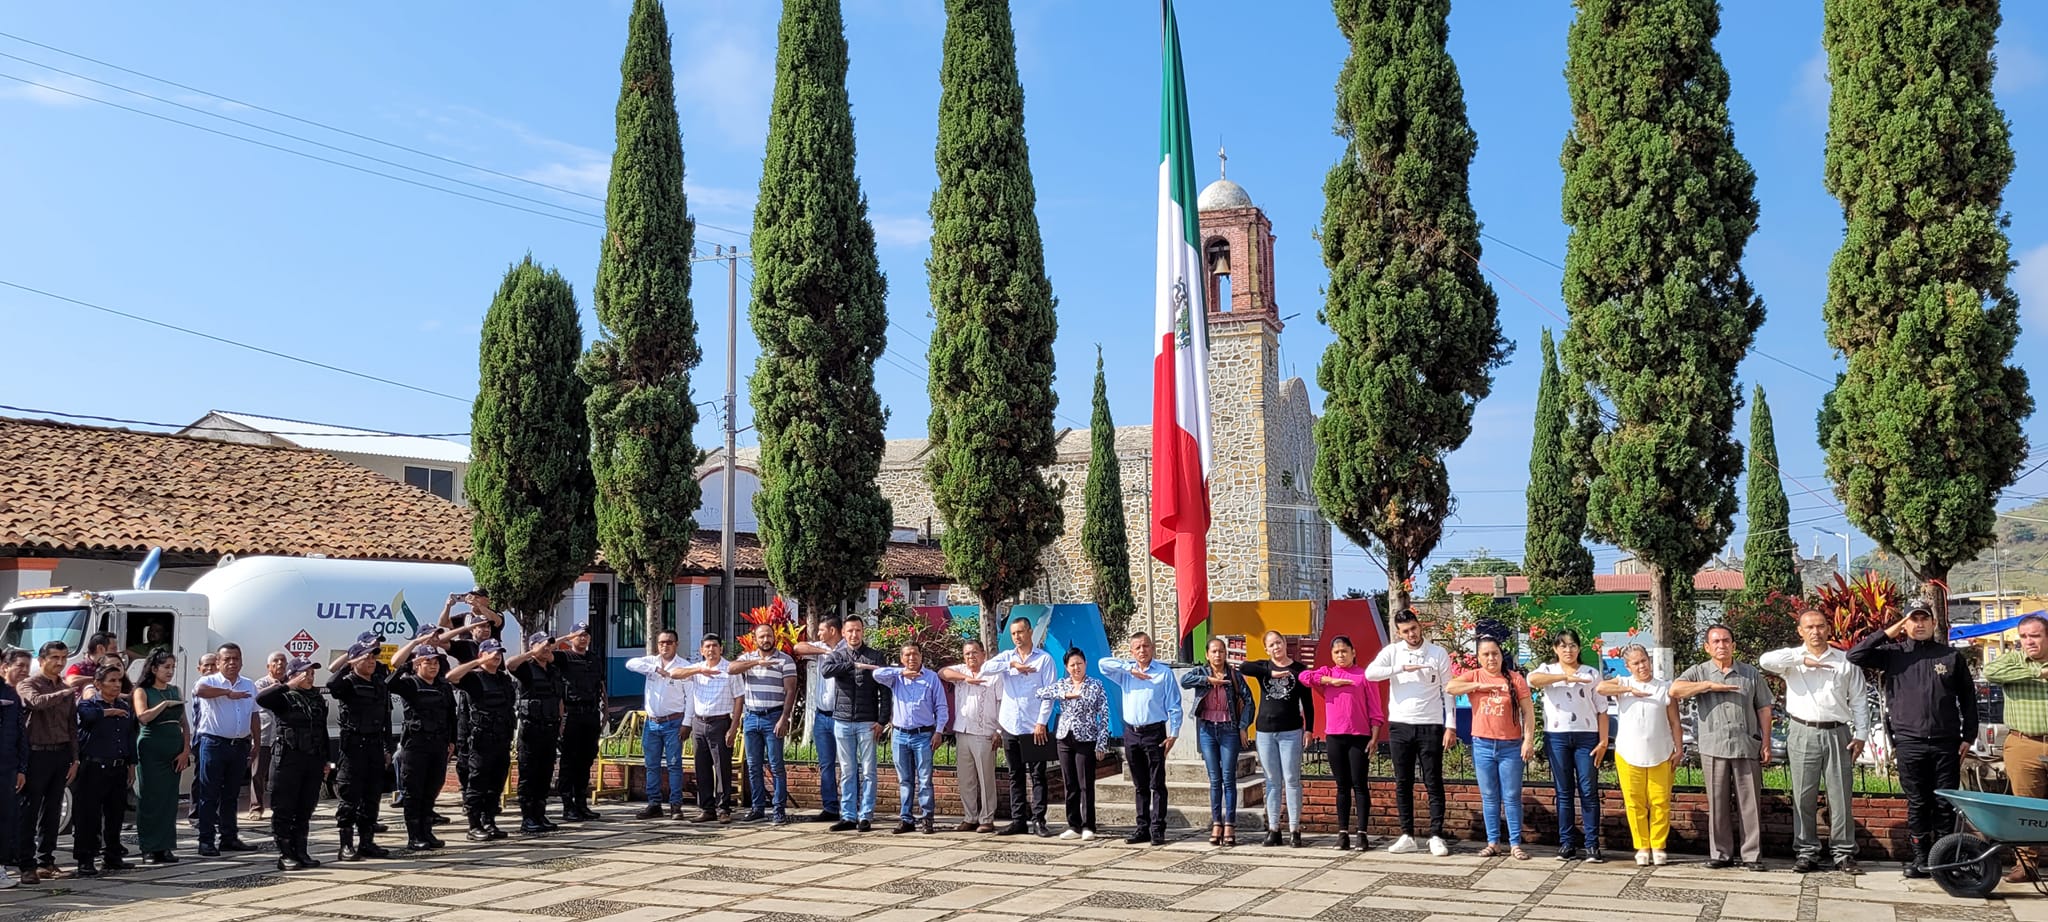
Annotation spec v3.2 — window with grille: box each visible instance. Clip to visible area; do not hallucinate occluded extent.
[615,581,674,650]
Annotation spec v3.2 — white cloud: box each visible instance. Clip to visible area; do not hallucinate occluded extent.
[870,213,931,249]
[671,8,773,149]
[519,158,611,197]
[0,72,101,108]
[2016,242,2048,327]
[1793,49,1830,123]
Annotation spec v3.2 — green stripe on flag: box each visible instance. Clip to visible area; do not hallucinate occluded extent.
[1160,0,1200,249]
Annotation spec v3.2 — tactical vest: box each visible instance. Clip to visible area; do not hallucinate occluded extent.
[330,671,392,737]
[272,688,329,757]
[460,670,516,742]
[396,674,455,746]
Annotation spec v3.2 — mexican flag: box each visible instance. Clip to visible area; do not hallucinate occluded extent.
[1150,0,1213,646]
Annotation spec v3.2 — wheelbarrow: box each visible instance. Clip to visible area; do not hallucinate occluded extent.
[1927,789,2048,898]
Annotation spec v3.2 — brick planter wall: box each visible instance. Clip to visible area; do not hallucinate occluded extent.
[1296,777,1913,861]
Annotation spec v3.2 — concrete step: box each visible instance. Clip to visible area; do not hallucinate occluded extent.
[1089,799,1268,831]
[1121,752,1258,785]
[1096,772,1266,807]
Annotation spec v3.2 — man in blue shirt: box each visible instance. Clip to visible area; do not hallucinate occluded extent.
[872,645,950,835]
[1100,631,1184,845]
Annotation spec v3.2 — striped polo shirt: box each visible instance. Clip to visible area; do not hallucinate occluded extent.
[737,649,797,713]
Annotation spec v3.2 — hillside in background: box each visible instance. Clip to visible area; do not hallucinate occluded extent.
[1852,496,2048,594]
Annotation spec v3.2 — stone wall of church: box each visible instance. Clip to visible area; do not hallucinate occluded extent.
[1266,377,1332,604]
[1205,319,1276,603]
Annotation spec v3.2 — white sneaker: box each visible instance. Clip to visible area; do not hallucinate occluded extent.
[1652,849,1668,866]
[1387,834,1418,854]
[1080,829,1096,841]
[1635,849,1651,867]
[1058,828,1080,840]
[0,867,13,889]
[1428,836,1450,857]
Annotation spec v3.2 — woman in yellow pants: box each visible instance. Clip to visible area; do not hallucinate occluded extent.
[1599,646,1682,867]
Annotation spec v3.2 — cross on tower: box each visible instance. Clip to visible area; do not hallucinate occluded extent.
[1218,143,1228,179]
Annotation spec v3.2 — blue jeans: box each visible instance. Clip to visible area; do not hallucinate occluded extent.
[642,718,685,806]
[1196,720,1240,825]
[742,711,788,817]
[813,713,840,815]
[1473,737,1526,846]
[1547,730,1601,850]
[1255,729,1304,832]
[194,734,251,845]
[893,732,935,823]
[833,718,879,821]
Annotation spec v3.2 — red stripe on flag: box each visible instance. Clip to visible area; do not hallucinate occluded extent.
[1150,332,1210,640]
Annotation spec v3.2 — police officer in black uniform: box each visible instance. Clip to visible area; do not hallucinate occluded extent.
[555,621,605,822]
[389,631,457,850]
[1849,596,1978,878]
[507,633,564,834]
[257,658,329,872]
[447,639,515,841]
[326,637,394,861]
[439,589,502,805]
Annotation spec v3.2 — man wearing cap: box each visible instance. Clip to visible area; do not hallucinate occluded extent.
[555,621,606,822]
[625,630,694,819]
[257,658,329,872]
[448,639,517,841]
[389,631,457,850]
[250,651,286,824]
[190,643,261,858]
[507,633,565,835]
[1849,597,1977,878]
[729,623,798,824]
[327,636,394,860]
[439,590,501,804]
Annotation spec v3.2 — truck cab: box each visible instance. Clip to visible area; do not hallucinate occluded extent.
[1,587,210,691]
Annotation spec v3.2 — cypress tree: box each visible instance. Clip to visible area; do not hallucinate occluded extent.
[1742,385,1800,598]
[1081,347,1135,639]
[1819,0,2031,620]
[1313,0,1508,616]
[468,257,596,635]
[1559,0,1763,649]
[581,0,701,653]
[751,0,893,634]
[925,0,1063,651]
[1524,329,1594,597]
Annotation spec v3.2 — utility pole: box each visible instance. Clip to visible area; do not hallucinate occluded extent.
[694,246,748,638]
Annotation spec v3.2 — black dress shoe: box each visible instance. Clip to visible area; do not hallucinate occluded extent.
[922,819,935,835]
[1125,831,1151,845]
[635,804,665,820]
[1032,821,1052,838]
[1338,832,1352,851]
[520,819,550,835]
[195,844,220,858]
[1794,857,1819,873]
[996,823,1029,836]
[296,852,322,869]
[893,821,916,835]
[814,811,842,824]
[430,812,451,825]
[537,816,560,831]
[219,840,258,853]
[466,827,493,842]
[75,863,98,878]
[1557,845,1579,861]
[742,809,767,823]
[574,806,603,821]
[102,857,134,871]
[277,855,304,872]
[1705,857,1734,869]
[857,819,872,832]
[357,843,392,859]
[829,820,858,832]
[338,844,360,862]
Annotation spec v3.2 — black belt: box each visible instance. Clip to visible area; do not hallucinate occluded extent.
[647,711,687,724]
[1128,721,1165,733]
[81,757,129,768]
[747,707,783,717]
[1789,714,1846,731]
[898,725,935,735]
[198,734,251,744]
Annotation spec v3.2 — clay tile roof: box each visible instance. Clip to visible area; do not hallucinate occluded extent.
[672,530,950,581]
[0,416,472,563]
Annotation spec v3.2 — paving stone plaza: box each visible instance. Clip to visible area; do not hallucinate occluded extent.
[7,800,2048,922]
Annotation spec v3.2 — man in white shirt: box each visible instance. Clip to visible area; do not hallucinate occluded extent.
[672,636,743,822]
[793,620,845,823]
[1759,609,1869,875]
[980,616,1057,837]
[190,643,262,856]
[940,638,1005,832]
[624,631,694,819]
[1363,610,1457,856]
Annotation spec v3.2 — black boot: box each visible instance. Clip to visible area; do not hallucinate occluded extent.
[466,816,492,842]
[572,794,602,821]
[356,823,392,859]
[295,833,322,869]
[337,824,360,862]
[1905,834,1932,879]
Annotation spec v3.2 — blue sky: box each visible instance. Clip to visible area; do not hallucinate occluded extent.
[4,1,2045,600]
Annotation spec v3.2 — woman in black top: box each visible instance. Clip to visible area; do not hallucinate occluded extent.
[1241,630,1315,847]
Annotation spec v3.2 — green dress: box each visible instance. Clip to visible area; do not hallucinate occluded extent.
[136,686,187,853]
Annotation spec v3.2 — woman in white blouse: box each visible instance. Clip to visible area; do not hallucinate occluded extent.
[1528,629,1610,862]
[1597,645,1682,867]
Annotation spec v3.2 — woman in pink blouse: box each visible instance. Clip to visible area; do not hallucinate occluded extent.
[1304,636,1385,850]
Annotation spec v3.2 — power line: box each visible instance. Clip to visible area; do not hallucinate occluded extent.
[0,278,469,403]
